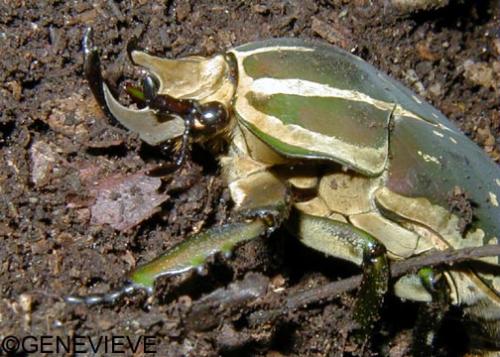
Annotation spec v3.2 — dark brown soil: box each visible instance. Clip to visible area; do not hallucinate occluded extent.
[1,1,499,356]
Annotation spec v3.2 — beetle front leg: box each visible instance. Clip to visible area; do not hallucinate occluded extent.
[130,168,290,289]
[128,220,270,291]
[354,243,389,337]
[67,167,290,305]
[290,211,389,337]
[66,220,271,305]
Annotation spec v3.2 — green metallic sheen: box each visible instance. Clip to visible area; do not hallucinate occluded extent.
[129,220,267,291]
[235,38,456,131]
[238,40,393,102]
[74,33,500,354]
[246,92,390,148]
[388,115,500,245]
[239,117,336,160]
[232,38,500,250]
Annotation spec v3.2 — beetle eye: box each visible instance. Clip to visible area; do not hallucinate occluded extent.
[199,101,228,128]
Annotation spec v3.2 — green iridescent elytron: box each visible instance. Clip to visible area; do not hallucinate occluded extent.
[71,31,500,355]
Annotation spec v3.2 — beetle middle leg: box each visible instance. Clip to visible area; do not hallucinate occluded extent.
[289,209,390,337]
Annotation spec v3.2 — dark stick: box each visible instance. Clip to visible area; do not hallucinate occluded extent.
[238,244,500,328]
[194,244,500,328]
[286,244,500,310]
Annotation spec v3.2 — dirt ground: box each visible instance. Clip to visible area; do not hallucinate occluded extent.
[1,0,499,356]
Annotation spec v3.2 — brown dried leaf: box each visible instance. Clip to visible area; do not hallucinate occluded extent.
[90,172,168,231]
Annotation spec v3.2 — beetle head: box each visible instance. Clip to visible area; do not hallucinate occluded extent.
[83,28,235,153]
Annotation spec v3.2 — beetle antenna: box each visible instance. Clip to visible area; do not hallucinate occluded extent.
[65,282,144,305]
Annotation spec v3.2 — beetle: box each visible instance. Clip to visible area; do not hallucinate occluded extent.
[69,29,500,355]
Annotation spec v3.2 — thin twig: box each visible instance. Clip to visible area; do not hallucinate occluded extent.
[188,244,500,328]
[286,244,500,309]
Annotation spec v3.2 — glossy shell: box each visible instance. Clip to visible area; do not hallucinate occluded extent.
[229,38,500,253]
[76,34,500,350]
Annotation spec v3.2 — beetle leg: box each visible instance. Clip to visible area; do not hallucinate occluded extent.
[128,169,290,292]
[65,220,270,305]
[127,220,269,292]
[66,169,290,305]
[65,283,139,305]
[412,268,449,357]
[289,210,389,337]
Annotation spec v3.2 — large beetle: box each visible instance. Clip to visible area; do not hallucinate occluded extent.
[70,30,500,355]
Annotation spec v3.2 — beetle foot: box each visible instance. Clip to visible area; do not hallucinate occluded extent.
[65,281,149,305]
[146,137,191,177]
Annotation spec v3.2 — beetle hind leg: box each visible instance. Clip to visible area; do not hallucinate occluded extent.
[289,210,390,337]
